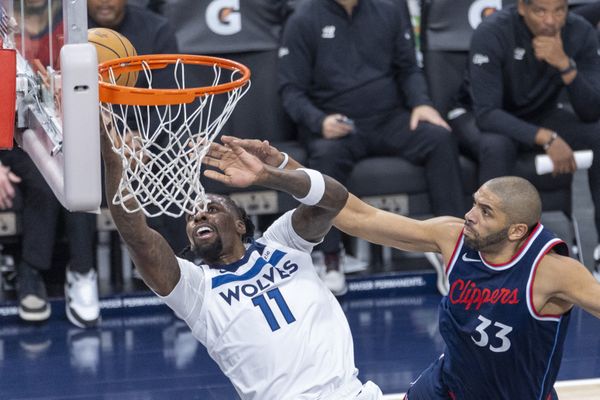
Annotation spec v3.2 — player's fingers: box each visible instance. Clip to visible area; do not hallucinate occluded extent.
[225,141,247,156]
[220,135,239,144]
[202,155,222,169]
[208,142,229,158]
[203,169,231,184]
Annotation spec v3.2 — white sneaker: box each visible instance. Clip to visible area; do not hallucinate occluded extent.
[322,270,348,296]
[425,252,449,296]
[341,251,369,274]
[593,245,600,282]
[65,268,100,328]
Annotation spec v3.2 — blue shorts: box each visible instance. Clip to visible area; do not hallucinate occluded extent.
[406,355,560,400]
[405,355,453,400]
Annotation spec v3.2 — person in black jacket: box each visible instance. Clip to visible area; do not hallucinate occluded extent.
[278,0,465,296]
[461,0,600,277]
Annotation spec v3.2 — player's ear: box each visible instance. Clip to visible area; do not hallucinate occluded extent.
[508,223,529,242]
[235,219,247,236]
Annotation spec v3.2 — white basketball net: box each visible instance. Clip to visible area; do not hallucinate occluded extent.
[100,59,250,218]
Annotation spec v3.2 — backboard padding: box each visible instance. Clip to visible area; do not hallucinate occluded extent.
[4,0,101,212]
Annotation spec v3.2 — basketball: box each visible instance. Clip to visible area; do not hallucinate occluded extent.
[88,27,138,87]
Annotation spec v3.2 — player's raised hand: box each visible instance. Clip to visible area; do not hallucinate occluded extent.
[220,135,283,167]
[203,140,267,188]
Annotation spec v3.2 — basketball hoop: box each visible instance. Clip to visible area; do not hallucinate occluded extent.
[98,54,251,218]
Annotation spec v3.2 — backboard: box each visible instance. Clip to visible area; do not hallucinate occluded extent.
[0,0,101,212]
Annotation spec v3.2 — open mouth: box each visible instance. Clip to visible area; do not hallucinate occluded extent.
[195,225,216,240]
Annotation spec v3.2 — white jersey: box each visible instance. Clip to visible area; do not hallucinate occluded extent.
[159,211,367,400]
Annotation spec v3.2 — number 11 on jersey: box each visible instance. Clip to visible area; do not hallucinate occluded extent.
[252,288,296,332]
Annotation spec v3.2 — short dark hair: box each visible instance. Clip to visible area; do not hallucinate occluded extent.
[484,176,542,227]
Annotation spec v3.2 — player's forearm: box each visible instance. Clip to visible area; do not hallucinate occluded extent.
[257,166,348,213]
[100,133,152,247]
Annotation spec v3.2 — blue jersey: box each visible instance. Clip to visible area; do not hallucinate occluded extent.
[440,223,570,399]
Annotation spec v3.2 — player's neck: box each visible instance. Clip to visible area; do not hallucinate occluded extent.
[480,238,528,265]
[206,242,247,267]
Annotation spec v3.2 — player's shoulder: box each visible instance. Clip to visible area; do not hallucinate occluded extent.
[538,249,580,275]
[426,216,465,252]
[427,216,464,233]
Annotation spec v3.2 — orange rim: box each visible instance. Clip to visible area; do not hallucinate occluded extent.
[98,54,251,106]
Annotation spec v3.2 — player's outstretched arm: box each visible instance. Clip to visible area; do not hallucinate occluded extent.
[218,135,464,256]
[100,122,179,296]
[204,141,348,242]
[539,254,600,319]
[336,194,463,257]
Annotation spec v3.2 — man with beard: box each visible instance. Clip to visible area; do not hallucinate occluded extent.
[338,175,599,399]
[226,135,600,400]
[100,127,383,399]
[456,0,600,276]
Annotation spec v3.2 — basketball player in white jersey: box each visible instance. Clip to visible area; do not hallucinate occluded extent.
[100,127,383,400]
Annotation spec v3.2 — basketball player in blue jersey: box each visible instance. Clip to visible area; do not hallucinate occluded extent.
[100,127,383,399]
[228,135,600,400]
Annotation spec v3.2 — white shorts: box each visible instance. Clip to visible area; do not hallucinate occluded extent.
[355,381,383,400]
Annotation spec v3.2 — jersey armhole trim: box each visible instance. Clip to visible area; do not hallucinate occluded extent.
[526,239,566,322]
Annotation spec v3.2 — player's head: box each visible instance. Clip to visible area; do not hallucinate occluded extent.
[87,0,127,29]
[464,176,541,251]
[518,0,568,37]
[184,194,255,263]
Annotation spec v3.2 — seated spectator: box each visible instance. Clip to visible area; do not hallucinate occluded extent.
[278,0,465,295]
[0,149,56,323]
[452,0,600,276]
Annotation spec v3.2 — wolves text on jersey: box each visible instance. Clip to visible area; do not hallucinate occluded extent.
[217,260,299,305]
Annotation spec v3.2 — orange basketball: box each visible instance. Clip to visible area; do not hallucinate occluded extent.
[88,27,138,87]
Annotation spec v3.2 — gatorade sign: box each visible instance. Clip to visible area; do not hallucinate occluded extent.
[206,0,242,35]
[468,0,503,29]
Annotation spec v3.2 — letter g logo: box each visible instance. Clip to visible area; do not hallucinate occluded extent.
[468,0,502,30]
[206,0,241,36]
